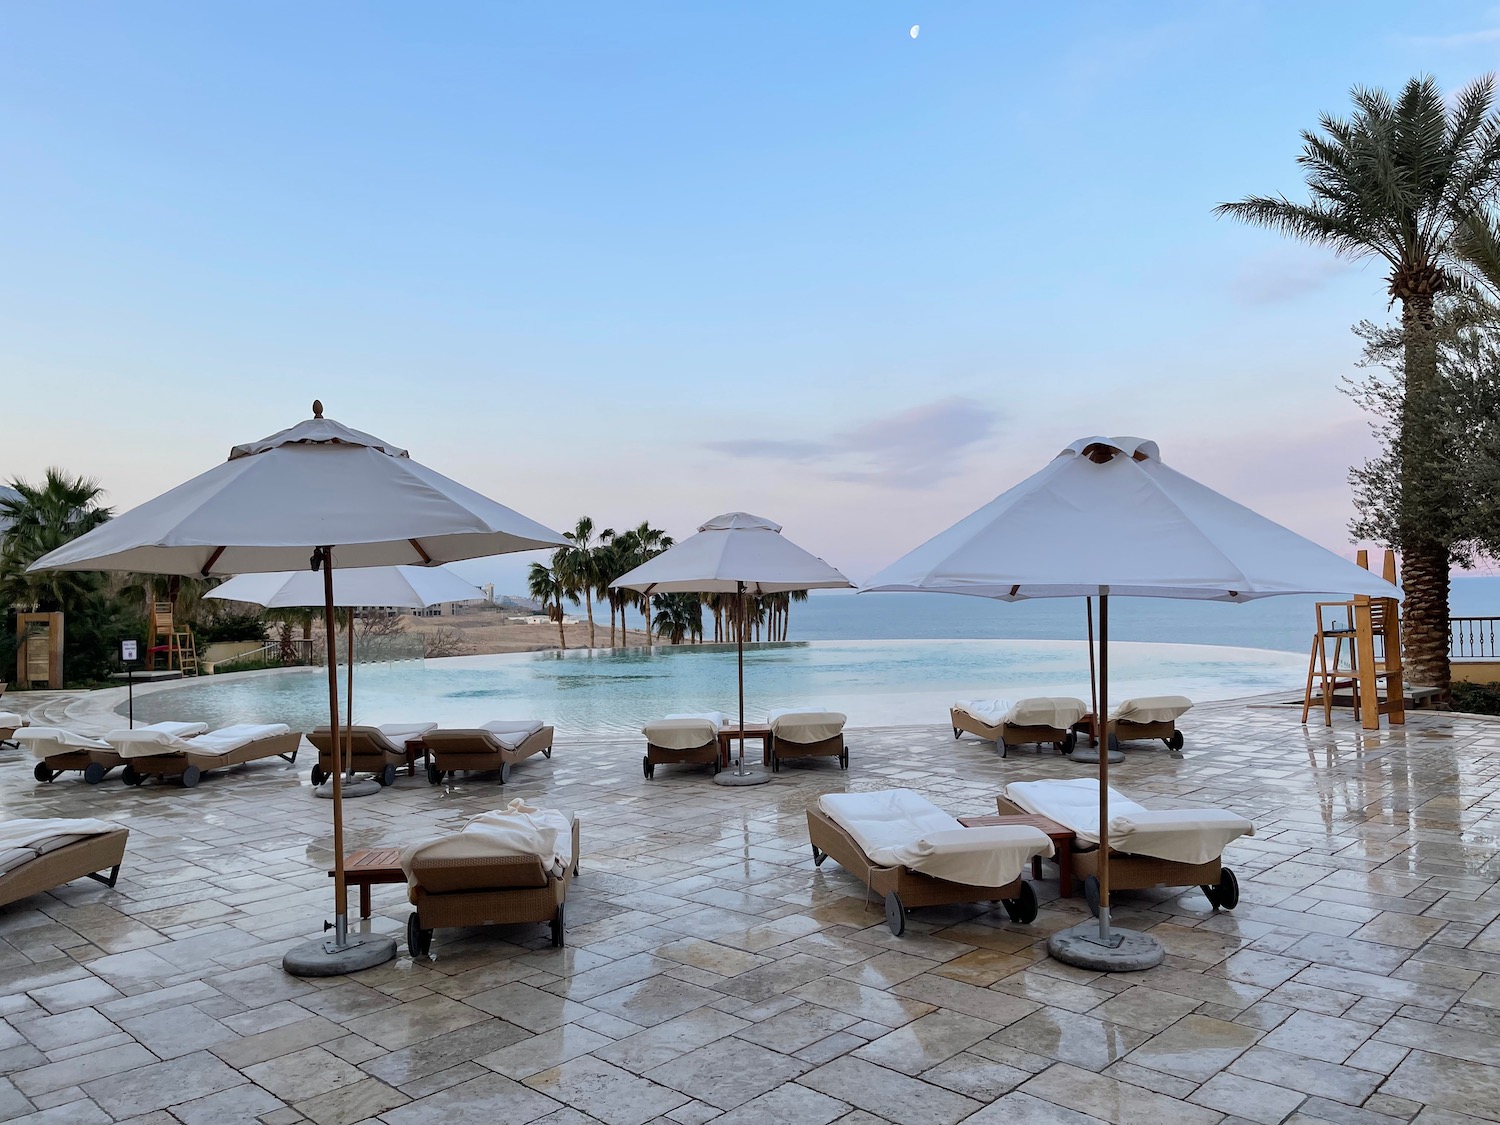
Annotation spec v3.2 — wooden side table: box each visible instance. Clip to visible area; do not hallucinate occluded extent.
[717,725,771,768]
[332,847,405,919]
[403,737,429,778]
[958,814,1076,897]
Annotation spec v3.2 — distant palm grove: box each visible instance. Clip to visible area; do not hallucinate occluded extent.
[527,517,806,651]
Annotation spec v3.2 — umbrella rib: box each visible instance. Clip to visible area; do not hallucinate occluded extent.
[408,539,432,565]
[199,546,226,577]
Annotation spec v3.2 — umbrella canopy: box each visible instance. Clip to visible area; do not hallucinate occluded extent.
[28,402,566,974]
[611,512,852,595]
[864,436,1401,602]
[31,410,562,576]
[206,565,483,610]
[612,512,852,783]
[863,436,1401,962]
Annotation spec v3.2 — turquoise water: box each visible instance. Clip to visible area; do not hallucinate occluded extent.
[128,639,1306,738]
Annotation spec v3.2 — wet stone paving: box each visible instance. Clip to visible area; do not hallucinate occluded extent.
[1,690,1499,1125]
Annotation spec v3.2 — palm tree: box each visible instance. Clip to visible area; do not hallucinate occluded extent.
[0,470,113,612]
[652,592,702,645]
[527,560,571,651]
[560,517,600,648]
[1215,75,1500,697]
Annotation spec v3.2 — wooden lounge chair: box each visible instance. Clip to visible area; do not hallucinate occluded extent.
[1073,695,1192,756]
[403,813,578,956]
[999,778,1251,914]
[767,708,848,772]
[950,697,1085,757]
[16,725,208,785]
[307,722,437,787]
[807,789,1051,936]
[424,721,554,785]
[1,711,28,750]
[641,713,722,779]
[110,723,300,787]
[0,820,129,910]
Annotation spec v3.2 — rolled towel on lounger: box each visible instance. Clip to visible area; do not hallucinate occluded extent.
[1005,778,1252,865]
[819,789,1052,887]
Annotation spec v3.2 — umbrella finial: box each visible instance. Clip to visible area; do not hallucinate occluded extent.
[313,399,324,419]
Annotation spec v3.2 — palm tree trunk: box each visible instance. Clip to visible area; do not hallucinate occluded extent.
[584,588,595,649]
[1399,294,1452,697]
[556,593,567,651]
[608,598,616,648]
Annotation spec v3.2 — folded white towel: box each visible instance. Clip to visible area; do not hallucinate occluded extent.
[15,727,111,759]
[401,798,573,879]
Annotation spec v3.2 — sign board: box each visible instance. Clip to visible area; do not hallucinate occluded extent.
[121,640,138,662]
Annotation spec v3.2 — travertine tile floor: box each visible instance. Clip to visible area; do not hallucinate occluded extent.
[1,693,1498,1125]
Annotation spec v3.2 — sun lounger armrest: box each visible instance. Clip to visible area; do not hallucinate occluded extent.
[1108,809,1254,865]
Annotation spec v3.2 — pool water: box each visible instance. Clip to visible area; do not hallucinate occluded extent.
[126,639,1306,738]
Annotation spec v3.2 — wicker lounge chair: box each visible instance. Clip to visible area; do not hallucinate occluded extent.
[641,712,722,779]
[808,789,1051,936]
[307,722,437,787]
[1,711,27,750]
[0,819,129,909]
[19,723,208,784]
[999,777,1251,914]
[950,697,1086,757]
[402,811,578,956]
[424,721,554,785]
[767,708,848,772]
[110,723,300,787]
[1073,695,1192,755]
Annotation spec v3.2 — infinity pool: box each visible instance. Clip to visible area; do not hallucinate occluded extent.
[125,640,1305,738]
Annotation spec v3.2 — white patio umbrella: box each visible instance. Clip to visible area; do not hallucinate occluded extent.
[30,402,565,974]
[206,565,484,792]
[863,436,1401,967]
[611,512,852,786]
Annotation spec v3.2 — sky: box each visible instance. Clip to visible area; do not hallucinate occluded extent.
[3,2,1500,596]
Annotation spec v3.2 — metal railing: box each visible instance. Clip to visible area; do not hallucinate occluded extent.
[1450,616,1500,660]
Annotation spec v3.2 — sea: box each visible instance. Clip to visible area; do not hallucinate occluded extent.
[773,575,1500,654]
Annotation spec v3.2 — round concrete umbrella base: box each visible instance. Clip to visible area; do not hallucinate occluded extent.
[1069,745,1125,765]
[713,767,772,787]
[1048,921,1163,972]
[283,933,397,977]
[314,777,381,800]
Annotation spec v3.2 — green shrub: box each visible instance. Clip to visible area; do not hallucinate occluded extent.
[1451,680,1500,717]
[197,609,269,645]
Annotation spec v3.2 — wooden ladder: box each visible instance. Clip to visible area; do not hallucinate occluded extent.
[170,628,199,676]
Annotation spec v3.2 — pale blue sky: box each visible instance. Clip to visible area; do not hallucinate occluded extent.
[3,2,1498,594]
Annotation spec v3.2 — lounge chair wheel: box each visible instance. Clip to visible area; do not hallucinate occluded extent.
[551,903,565,948]
[1083,875,1101,918]
[406,912,432,958]
[122,764,141,787]
[33,762,54,783]
[953,728,961,739]
[642,756,653,780]
[1168,730,1185,751]
[427,764,443,785]
[1107,733,1120,754]
[83,762,106,785]
[543,746,552,759]
[310,765,326,786]
[770,755,778,773]
[812,845,827,867]
[709,760,719,775]
[380,764,397,787]
[839,751,849,770]
[1203,867,1238,911]
[1004,880,1039,925]
[499,762,512,784]
[181,766,201,788]
[1060,730,1076,755]
[884,891,906,937]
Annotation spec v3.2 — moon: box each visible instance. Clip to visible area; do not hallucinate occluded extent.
[910,25,920,39]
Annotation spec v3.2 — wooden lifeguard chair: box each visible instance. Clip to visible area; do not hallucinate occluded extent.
[148,602,199,676]
[1301,550,1404,730]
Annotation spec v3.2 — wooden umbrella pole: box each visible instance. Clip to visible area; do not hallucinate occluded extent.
[1086,597,1098,745]
[736,581,746,774]
[344,612,355,778]
[1097,591,1111,943]
[320,549,350,949]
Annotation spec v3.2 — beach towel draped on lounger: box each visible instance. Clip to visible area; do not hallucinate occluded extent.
[951,697,1086,757]
[108,723,299,787]
[18,724,208,784]
[1002,777,1252,912]
[641,712,723,779]
[808,787,1051,935]
[1075,695,1193,754]
[423,720,554,786]
[0,818,129,908]
[767,708,848,771]
[307,721,436,787]
[400,798,578,955]
[0,711,25,747]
